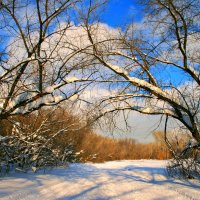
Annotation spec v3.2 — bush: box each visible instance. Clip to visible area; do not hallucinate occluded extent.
[0,108,83,174]
[167,142,200,179]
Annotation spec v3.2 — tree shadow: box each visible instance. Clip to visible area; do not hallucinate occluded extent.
[0,162,200,199]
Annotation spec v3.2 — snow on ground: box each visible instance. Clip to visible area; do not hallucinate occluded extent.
[0,160,200,200]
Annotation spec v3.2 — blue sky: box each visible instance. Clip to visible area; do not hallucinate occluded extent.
[102,0,143,27]
[101,0,190,87]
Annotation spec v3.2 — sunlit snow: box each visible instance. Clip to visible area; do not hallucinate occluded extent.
[0,160,199,200]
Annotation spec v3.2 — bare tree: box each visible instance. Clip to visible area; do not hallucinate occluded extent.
[0,0,94,121]
[77,0,200,151]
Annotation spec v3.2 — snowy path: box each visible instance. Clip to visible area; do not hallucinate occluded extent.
[0,160,200,200]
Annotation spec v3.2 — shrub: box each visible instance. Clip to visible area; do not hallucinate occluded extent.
[0,108,83,174]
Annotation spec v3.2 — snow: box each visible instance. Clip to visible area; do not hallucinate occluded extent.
[0,100,4,111]
[110,64,129,76]
[0,160,200,200]
[68,94,78,101]
[65,77,79,83]
[44,86,55,93]
[54,95,63,103]
[107,64,175,104]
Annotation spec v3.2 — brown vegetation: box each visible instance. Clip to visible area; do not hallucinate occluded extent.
[74,132,172,162]
[1,108,187,163]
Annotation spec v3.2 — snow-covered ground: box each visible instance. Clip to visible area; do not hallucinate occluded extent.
[0,160,200,200]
